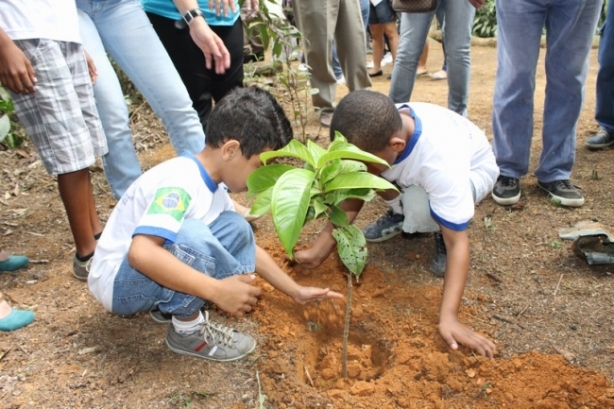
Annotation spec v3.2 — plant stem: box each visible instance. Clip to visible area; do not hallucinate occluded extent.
[342,272,353,379]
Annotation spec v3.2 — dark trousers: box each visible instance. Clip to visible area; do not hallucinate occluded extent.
[146,14,244,130]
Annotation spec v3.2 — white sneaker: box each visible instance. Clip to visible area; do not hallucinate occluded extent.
[298,63,308,72]
[381,52,393,67]
[366,60,374,69]
[336,75,346,85]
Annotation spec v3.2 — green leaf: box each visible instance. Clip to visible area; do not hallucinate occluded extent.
[271,168,315,257]
[307,139,327,165]
[324,172,398,192]
[325,188,376,206]
[328,205,349,227]
[312,197,328,219]
[247,164,294,196]
[339,160,367,173]
[318,159,342,186]
[260,139,315,168]
[317,142,390,168]
[249,188,272,216]
[332,224,367,276]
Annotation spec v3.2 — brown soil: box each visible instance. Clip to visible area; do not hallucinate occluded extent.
[2,45,614,408]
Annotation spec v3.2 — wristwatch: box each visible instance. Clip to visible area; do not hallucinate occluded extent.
[175,9,204,30]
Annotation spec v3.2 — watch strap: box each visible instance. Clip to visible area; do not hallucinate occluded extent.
[175,9,204,30]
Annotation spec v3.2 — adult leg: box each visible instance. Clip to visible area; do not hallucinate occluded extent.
[492,0,545,179]
[388,11,433,102]
[335,0,371,92]
[535,0,602,182]
[77,8,142,199]
[77,0,205,155]
[418,40,429,73]
[595,0,614,133]
[442,0,475,116]
[369,24,385,74]
[382,21,399,61]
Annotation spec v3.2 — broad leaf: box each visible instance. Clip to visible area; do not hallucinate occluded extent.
[317,142,390,168]
[325,188,376,206]
[318,159,342,186]
[307,139,327,166]
[249,188,272,216]
[271,168,315,257]
[332,224,367,277]
[0,115,10,142]
[312,197,328,220]
[260,139,315,168]
[247,164,294,197]
[324,172,397,192]
[339,160,367,173]
[328,205,349,227]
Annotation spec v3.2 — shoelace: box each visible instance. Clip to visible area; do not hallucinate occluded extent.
[199,312,236,347]
[376,210,401,227]
[556,180,575,191]
[500,177,517,188]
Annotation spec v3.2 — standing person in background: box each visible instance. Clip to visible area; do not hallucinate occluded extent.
[367,0,399,78]
[491,0,602,207]
[291,0,371,127]
[77,0,207,200]
[333,0,370,85]
[585,0,614,150]
[143,0,258,129]
[389,0,477,117]
[0,0,107,281]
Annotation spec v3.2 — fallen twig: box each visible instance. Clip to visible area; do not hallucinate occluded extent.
[492,314,525,329]
[17,343,30,356]
[485,272,503,283]
[515,302,531,317]
[304,365,314,388]
[551,343,577,365]
[553,274,564,296]
[28,259,49,264]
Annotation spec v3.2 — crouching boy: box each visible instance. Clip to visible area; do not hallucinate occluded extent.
[89,87,342,361]
[295,90,499,358]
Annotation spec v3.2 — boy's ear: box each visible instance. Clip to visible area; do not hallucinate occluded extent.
[221,139,241,160]
[388,136,406,153]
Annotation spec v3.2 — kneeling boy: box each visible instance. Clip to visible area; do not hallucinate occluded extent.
[295,90,499,358]
[89,87,342,361]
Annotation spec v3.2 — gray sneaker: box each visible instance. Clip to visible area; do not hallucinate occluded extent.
[165,311,256,361]
[538,179,584,207]
[362,210,404,242]
[585,128,614,149]
[73,256,92,281]
[150,308,172,324]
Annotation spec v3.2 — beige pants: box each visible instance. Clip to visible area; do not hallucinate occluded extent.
[292,0,371,114]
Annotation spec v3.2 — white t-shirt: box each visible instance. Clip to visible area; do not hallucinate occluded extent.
[89,154,234,311]
[382,103,498,231]
[0,0,80,43]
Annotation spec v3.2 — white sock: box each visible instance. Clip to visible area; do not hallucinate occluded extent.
[385,195,403,215]
[172,311,205,334]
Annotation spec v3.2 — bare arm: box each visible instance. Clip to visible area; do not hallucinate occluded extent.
[468,0,485,9]
[437,225,496,358]
[0,28,36,94]
[255,245,344,303]
[172,0,231,74]
[129,235,261,317]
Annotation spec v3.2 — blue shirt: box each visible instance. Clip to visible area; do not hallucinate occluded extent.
[141,0,240,26]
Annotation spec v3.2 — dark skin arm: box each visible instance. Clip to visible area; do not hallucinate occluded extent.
[0,28,37,94]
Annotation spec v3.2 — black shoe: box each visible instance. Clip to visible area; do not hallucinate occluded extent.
[491,175,520,205]
[537,179,584,207]
[368,70,383,77]
[431,233,447,277]
[585,128,614,150]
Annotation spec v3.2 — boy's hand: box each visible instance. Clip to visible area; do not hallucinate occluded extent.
[293,286,344,304]
[439,317,496,359]
[293,246,329,269]
[214,274,261,318]
[0,38,36,94]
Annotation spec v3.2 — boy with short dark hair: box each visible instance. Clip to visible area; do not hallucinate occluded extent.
[295,90,499,358]
[89,87,342,361]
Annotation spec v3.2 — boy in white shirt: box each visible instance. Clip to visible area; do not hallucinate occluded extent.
[89,87,343,361]
[295,90,499,358]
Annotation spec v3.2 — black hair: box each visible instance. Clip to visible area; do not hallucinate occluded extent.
[329,90,402,152]
[205,87,293,157]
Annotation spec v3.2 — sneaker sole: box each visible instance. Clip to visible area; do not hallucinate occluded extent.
[73,272,88,281]
[365,229,402,243]
[538,185,585,207]
[150,310,171,324]
[165,337,257,362]
[491,191,520,206]
[584,141,614,149]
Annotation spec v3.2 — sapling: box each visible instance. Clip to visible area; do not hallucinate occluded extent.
[247,133,397,378]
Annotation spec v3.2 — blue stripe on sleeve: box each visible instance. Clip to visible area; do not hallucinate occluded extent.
[429,206,470,231]
[133,226,177,243]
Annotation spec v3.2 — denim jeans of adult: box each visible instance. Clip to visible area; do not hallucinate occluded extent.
[492,0,602,183]
[77,0,205,199]
[389,0,474,116]
[112,212,256,319]
[596,0,614,132]
[332,0,369,80]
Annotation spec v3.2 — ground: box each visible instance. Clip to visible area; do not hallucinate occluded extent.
[1,44,613,408]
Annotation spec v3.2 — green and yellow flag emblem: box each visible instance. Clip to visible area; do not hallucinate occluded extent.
[147,187,192,222]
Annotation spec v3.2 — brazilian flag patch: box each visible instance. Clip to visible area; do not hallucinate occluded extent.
[147,187,192,222]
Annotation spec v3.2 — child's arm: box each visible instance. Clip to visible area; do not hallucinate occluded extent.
[255,246,344,303]
[438,225,496,358]
[294,198,365,268]
[129,235,261,317]
[0,28,36,94]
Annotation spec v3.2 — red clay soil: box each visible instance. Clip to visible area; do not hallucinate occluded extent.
[254,237,614,409]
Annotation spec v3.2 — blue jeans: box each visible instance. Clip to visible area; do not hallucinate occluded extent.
[77,0,205,199]
[389,0,474,116]
[112,212,256,319]
[492,0,602,182]
[333,0,369,79]
[596,0,614,132]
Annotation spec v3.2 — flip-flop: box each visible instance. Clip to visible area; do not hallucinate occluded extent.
[0,255,29,272]
[0,308,35,331]
[416,69,429,77]
[369,70,383,77]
